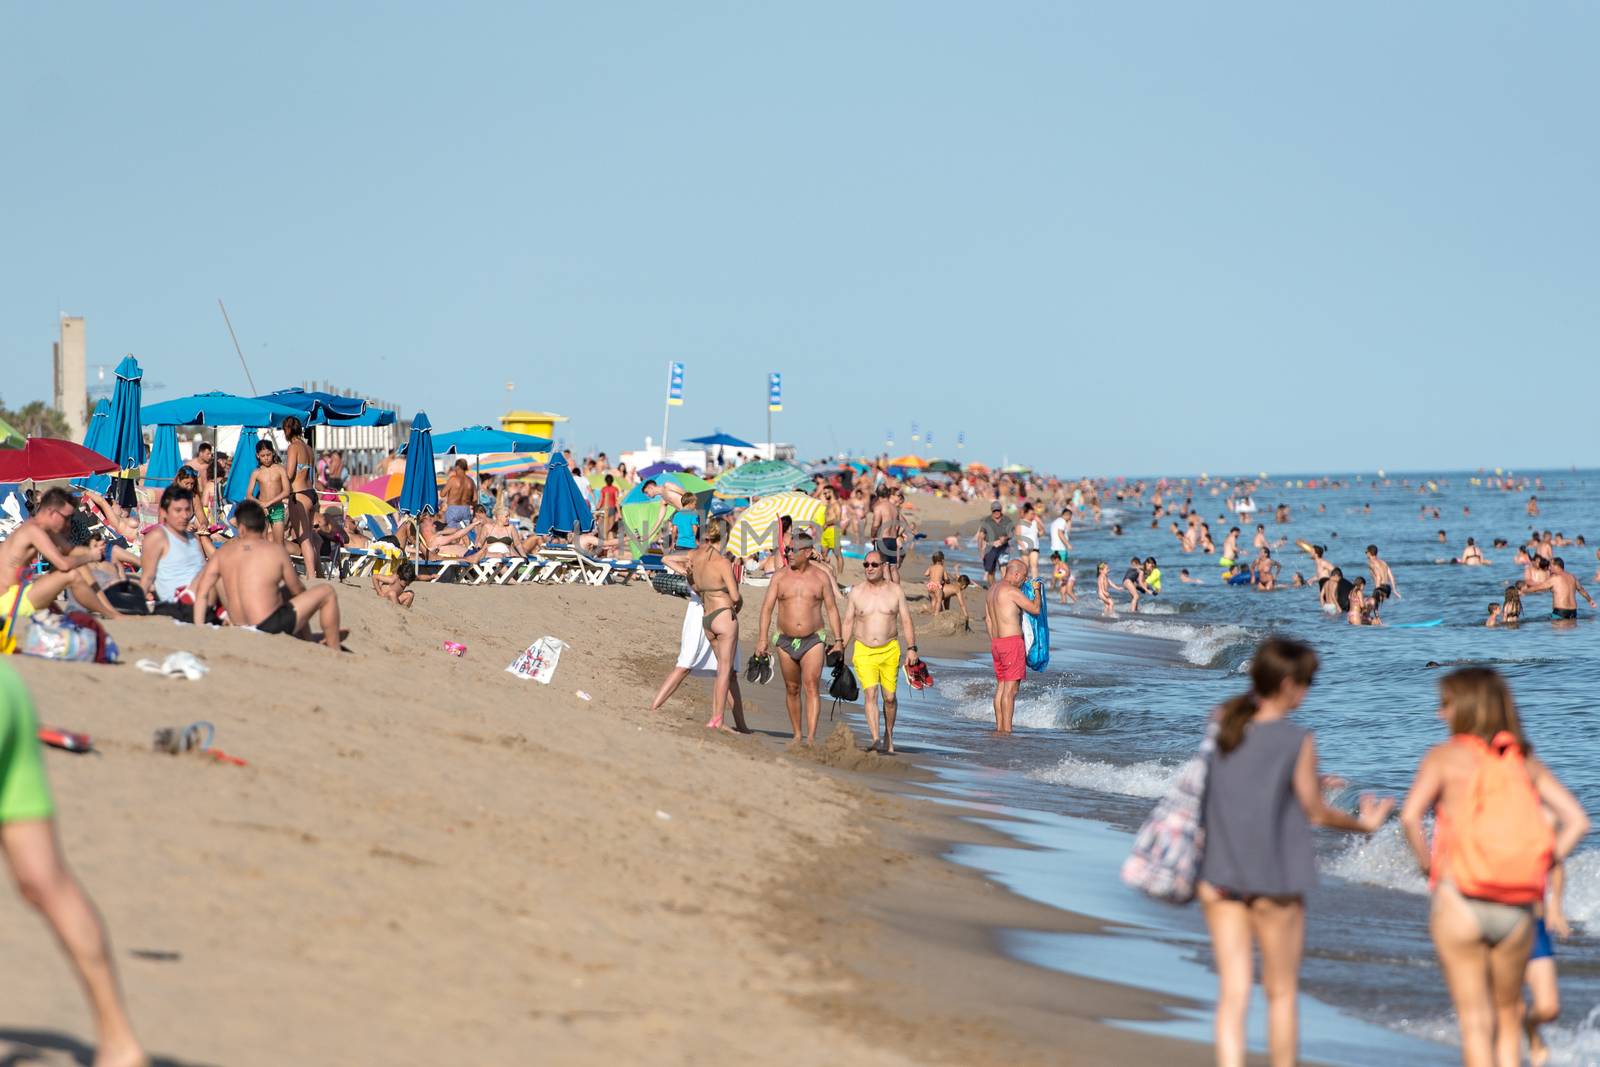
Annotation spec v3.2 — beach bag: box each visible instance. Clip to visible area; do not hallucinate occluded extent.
[828,660,859,703]
[506,636,568,684]
[650,571,691,599]
[15,612,112,663]
[1121,721,1217,904]
[1447,732,1553,905]
[1021,579,1050,671]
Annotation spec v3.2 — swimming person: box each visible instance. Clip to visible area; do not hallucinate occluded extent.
[1199,636,1393,1067]
[1398,667,1588,1067]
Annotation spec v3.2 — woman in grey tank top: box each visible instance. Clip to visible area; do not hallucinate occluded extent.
[1198,636,1393,1067]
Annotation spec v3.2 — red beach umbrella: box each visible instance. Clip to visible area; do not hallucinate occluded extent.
[0,438,119,482]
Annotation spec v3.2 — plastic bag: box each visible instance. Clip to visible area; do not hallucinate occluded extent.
[506,636,569,683]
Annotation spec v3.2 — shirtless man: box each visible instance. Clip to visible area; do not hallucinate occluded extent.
[1219,527,1241,567]
[1365,544,1400,601]
[817,484,844,575]
[281,416,323,576]
[871,488,910,584]
[1523,557,1596,621]
[246,440,291,543]
[755,532,844,744]
[441,459,475,529]
[840,549,920,753]
[191,499,342,649]
[0,488,124,624]
[641,478,690,513]
[1308,544,1334,583]
[985,559,1042,733]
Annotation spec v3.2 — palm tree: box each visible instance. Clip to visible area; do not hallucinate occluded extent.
[0,398,71,439]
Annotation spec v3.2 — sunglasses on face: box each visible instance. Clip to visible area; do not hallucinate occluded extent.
[863,561,884,569]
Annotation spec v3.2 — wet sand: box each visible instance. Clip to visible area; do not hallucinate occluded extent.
[1,494,1220,1065]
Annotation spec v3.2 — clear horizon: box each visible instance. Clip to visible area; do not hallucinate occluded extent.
[4,4,1596,475]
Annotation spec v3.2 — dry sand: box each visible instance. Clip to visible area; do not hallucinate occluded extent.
[1,491,1217,1066]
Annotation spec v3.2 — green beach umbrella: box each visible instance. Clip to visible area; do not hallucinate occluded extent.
[926,459,960,473]
[711,459,813,500]
[0,416,23,450]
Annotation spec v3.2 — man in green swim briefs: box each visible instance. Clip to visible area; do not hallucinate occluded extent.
[0,663,145,1066]
[755,532,844,745]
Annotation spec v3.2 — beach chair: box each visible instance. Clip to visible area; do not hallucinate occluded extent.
[531,547,612,586]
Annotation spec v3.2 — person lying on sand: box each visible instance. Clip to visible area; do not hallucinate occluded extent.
[373,560,415,609]
[190,499,342,649]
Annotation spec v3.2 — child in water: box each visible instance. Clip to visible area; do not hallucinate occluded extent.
[1485,603,1501,628]
[1095,562,1115,616]
[1053,557,1076,604]
[1503,585,1523,625]
[1143,557,1161,595]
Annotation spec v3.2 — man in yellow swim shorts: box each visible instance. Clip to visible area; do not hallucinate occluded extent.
[840,550,920,753]
[0,663,145,1064]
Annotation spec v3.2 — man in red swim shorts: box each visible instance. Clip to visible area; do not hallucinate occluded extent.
[985,559,1043,733]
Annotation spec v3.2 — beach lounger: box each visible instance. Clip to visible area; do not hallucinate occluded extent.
[531,547,613,586]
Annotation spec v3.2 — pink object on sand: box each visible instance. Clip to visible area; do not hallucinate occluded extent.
[443,641,466,657]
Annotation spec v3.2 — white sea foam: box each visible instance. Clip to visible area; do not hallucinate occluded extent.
[1558,848,1600,927]
[1028,753,1176,798]
[1108,618,1251,666]
[1395,1005,1600,1065]
[1322,823,1428,895]
[950,687,1073,730]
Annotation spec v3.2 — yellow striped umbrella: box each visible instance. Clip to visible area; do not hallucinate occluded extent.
[727,491,826,557]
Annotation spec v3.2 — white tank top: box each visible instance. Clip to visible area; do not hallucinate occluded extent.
[155,529,206,600]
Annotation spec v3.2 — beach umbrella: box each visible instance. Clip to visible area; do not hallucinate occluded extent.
[926,459,960,473]
[223,427,267,504]
[142,391,301,427]
[684,432,756,449]
[474,453,544,479]
[0,438,118,482]
[144,425,182,489]
[253,388,367,425]
[0,417,23,450]
[71,400,113,492]
[711,459,813,500]
[353,472,407,502]
[965,462,991,474]
[105,355,148,472]
[619,489,666,560]
[397,412,439,517]
[886,454,928,470]
[340,490,396,518]
[533,450,592,535]
[727,491,826,557]
[636,460,685,480]
[417,426,553,455]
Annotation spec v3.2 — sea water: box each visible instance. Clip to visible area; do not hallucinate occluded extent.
[889,470,1600,1065]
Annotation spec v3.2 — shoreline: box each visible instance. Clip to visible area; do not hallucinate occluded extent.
[0,498,1222,1066]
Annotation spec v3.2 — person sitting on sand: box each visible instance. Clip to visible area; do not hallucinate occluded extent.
[923,552,949,614]
[0,487,125,628]
[190,499,342,649]
[138,485,212,607]
[373,560,415,609]
[0,663,147,1067]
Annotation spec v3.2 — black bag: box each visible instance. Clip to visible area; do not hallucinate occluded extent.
[106,476,138,511]
[650,571,691,599]
[828,660,859,703]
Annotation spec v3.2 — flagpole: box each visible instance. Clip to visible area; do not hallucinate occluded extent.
[661,362,672,462]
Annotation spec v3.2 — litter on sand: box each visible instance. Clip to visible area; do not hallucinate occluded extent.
[506,637,569,683]
[135,652,209,680]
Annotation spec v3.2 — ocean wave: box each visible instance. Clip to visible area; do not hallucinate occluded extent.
[1107,619,1252,667]
[1028,752,1176,798]
[1395,1005,1600,1064]
[947,686,1102,731]
[1322,823,1428,895]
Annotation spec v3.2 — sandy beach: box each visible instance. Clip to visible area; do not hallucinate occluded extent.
[0,493,1221,1066]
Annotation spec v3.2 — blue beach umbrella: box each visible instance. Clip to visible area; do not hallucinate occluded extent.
[142,391,300,427]
[684,432,756,449]
[106,355,148,472]
[254,388,366,424]
[143,425,181,489]
[407,426,552,456]
[397,412,439,517]
[224,427,266,505]
[534,451,593,535]
[73,399,113,493]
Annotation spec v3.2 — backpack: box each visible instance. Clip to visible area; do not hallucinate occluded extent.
[1447,731,1554,905]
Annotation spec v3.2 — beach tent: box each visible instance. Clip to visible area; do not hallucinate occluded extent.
[397,412,439,517]
[711,459,813,500]
[534,451,592,535]
[144,425,182,489]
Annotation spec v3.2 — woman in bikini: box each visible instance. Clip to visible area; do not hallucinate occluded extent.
[1399,668,1588,1067]
[687,518,745,733]
[281,416,323,577]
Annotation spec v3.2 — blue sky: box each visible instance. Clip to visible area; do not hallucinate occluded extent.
[3,3,1595,475]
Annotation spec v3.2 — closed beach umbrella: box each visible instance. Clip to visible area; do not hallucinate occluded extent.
[712,459,813,500]
[142,391,301,428]
[0,416,25,450]
[534,451,593,535]
[143,425,182,489]
[397,412,439,517]
[106,355,148,472]
[71,401,112,493]
[224,427,267,504]
[728,491,825,557]
[0,438,118,482]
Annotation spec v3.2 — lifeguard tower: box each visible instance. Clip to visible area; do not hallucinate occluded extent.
[499,410,567,455]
